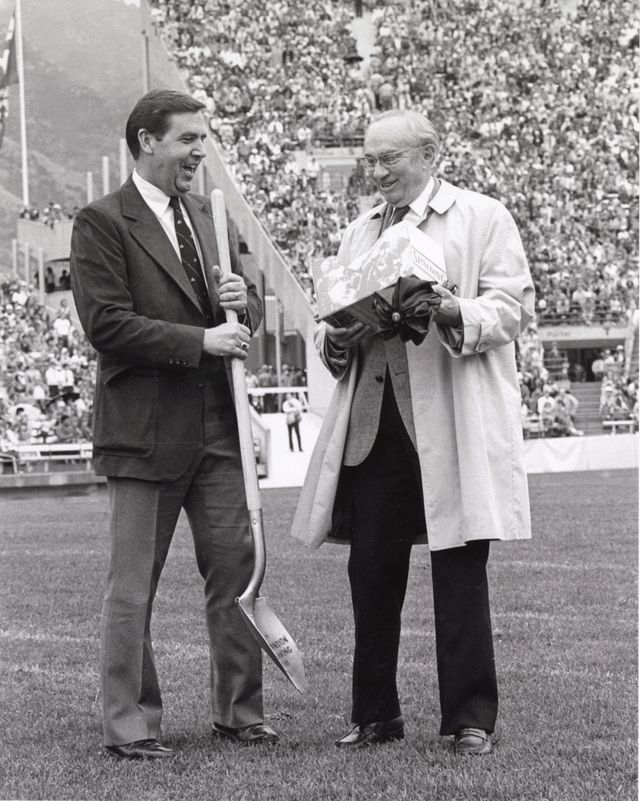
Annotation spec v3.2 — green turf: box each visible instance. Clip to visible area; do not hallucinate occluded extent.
[0,469,637,801]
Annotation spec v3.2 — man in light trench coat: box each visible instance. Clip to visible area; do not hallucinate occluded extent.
[291,109,535,754]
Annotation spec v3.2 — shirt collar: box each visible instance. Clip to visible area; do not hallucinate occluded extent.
[132,169,173,217]
[407,176,435,219]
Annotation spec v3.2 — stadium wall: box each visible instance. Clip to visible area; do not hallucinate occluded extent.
[524,433,638,473]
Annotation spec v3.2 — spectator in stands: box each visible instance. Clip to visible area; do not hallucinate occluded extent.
[58,269,71,291]
[538,389,557,434]
[31,378,47,411]
[280,364,296,388]
[591,351,605,380]
[603,349,617,376]
[150,0,637,318]
[53,311,72,350]
[59,361,77,399]
[600,384,629,420]
[54,412,80,443]
[553,399,583,437]
[245,368,262,412]
[45,361,62,398]
[13,407,32,443]
[0,418,18,472]
[556,386,579,423]
[45,267,56,294]
[258,364,278,412]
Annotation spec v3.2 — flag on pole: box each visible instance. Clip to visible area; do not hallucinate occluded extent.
[0,10,18,149]
[0,11,18,88]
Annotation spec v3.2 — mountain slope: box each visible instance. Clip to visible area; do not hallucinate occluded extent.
[0,0,147,270]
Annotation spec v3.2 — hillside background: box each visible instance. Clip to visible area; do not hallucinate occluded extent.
[0,0,175,269]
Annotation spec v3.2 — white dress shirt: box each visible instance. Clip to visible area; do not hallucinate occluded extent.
[132,169,205,266]
[403,176,435,225]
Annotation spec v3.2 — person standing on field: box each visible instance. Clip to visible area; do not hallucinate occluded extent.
[293,109,534,755]
[71,89,279,760]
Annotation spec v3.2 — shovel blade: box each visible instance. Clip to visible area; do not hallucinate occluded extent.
[237,595,307,694]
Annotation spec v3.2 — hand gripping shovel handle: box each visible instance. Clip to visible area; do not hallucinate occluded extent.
[206,190,306,694]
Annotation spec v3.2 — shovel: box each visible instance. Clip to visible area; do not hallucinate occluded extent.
[204,189,307,694]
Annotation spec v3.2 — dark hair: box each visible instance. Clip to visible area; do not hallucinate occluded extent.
[125,89,206,160]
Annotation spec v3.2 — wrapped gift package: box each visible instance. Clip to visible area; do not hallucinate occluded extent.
[312,221,448,329]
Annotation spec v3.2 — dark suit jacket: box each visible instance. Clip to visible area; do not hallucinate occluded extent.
[70,177,262,481]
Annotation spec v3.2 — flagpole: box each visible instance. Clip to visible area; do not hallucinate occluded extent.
[140,0,150,93]
[15,0,29,207]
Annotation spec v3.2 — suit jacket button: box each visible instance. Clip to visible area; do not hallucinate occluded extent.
[169,358,174,364]
[197,383,204,389]
[375,374,384,383]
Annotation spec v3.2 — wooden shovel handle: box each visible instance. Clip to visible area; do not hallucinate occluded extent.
[205,190,265,599]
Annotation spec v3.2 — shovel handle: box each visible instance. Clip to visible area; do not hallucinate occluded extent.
[206,189,265,598]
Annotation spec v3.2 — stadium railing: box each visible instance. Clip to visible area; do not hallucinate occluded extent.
[5,442,94,474]
[602,420,636,435]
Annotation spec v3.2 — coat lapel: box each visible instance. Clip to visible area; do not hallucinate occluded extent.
[121,179,202,313]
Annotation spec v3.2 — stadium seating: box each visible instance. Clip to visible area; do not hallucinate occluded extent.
[1,0,638,459]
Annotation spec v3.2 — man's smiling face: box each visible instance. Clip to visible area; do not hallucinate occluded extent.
[363,117,433,207]
[143,111,208,196]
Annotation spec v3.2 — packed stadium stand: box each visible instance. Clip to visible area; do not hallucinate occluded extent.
[1,0,638,478]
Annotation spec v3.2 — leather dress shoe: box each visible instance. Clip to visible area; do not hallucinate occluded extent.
[106,738,174,760]
[212,721,280,745]
[454,727,494,755]
[335,716,404,748]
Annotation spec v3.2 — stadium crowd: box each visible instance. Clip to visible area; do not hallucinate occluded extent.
[0,279,94,455]
[148,0,638,323]
[0,278,309,459]
[19,201,79,228]
[1,0,638,464]
[1,274,634,467]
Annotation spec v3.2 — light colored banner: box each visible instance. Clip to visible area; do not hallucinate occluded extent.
[524,433,638,474]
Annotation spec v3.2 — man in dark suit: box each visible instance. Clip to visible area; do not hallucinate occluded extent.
[70,89,277,759]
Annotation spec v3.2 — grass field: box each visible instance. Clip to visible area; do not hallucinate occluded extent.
[0,469,637,801]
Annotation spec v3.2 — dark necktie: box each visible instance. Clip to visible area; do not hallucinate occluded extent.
[169,195,214,324]
[388,204,410,227]
[379,204,410,238]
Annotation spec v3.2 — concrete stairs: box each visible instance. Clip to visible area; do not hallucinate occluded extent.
[571,382,603,436]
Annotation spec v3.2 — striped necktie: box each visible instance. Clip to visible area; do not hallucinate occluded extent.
[388,204,410,227]
[169,195,214,324]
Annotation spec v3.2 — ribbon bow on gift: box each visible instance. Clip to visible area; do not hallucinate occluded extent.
[372,276,440,345]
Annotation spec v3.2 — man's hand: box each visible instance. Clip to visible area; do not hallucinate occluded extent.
[431,282,462,326]
[203,322,251,359]
[325,320,372,350]
[210,265,247,314]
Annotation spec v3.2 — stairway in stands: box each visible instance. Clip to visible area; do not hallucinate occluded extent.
[571,383,603,435]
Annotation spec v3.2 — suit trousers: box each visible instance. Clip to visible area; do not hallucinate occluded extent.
[101,398,263,746]
[342,372,498,734]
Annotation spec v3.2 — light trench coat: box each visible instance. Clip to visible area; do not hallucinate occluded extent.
[291,180,535,551]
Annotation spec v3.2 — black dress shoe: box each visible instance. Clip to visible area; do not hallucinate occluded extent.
[453,727,494,755]
[212,722,280,745]
[106,739,174,760]
[335,716,404,748]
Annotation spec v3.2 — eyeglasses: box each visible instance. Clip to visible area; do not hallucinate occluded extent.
[361,147,418,171]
